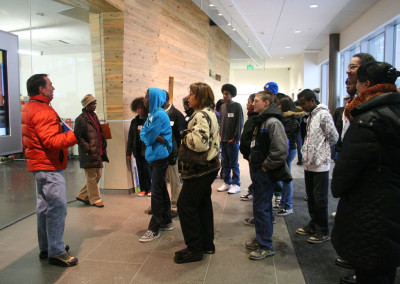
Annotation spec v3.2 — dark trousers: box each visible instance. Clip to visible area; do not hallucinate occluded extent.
[296,131,303,162]
[135,154,151,193]
[250,166,274,250]
[148,158,171,232]
[355,267,397,284]
[304,170,329,234]
[177,171,218,253]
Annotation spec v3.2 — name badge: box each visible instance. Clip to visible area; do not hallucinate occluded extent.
[170,121,175,126]
[250,140,255,148]
[228,113,234,118]
[138,125,142,130]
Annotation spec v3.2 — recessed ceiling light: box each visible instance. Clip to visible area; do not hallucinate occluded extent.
[209,3,215,7]
[248,45,251,47]
[232,27,236,31]
[218,12,222,16]
[285,46,291,49]
[228,22,232,26]
[309,4,318,8]
[294,30,301,34]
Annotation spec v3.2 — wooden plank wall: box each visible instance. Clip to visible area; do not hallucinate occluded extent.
[123,0,230,118]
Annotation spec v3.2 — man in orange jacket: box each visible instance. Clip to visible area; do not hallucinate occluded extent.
[21,74,78,267]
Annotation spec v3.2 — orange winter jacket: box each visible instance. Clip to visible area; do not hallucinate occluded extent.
[21,94,77,172]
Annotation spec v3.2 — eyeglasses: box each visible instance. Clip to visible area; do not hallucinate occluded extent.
[347,64,360,71]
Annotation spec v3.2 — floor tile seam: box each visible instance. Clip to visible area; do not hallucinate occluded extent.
[76,258,143,265]
[272,256,279,284]
[215,192,229,232]
[129,232,165,284]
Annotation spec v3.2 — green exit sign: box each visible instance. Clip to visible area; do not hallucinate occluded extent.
[247,64,253,70]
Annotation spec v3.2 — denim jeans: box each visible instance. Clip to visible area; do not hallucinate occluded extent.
[250,166,274,250]
[304,170,329,234]
[148,158,171,232]
[34,170,67,258]
[279,149,297,210]
[221,142,240,186]
[135,154,152,193]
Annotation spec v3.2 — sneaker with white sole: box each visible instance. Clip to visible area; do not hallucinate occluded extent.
[243,216,255,226]
[217,183,231,192]
[228,184,241,194]
[249,248,275,260]
[307,233,330,244]
[160,222,175,231]
[240,192,253,201]
[276,208,293,216]
[139,230,160,242]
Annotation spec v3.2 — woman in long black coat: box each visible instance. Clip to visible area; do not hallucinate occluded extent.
[331,62,400,283]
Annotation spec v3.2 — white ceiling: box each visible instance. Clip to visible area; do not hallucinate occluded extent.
[0,0,380,68]
[193,0,379,69]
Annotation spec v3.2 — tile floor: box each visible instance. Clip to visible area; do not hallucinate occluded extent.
[0,157,306,284]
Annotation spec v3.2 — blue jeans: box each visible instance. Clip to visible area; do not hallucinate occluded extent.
[148,158,171,232]
[279,149,297,210]
[34,170,67,258]
[221,142,240,186]
[250,166,274,250]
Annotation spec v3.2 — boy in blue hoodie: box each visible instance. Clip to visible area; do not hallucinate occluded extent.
[139,88,174,242]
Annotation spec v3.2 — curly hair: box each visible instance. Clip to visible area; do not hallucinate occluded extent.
[130,97,147,113]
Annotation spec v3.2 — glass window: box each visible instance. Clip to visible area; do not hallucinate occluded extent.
[368,32,385,61]
[395,24,400,89]
[0,50,9,135]
[320,63,329,105]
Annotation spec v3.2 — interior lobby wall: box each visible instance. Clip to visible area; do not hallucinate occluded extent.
[122,0,230,117]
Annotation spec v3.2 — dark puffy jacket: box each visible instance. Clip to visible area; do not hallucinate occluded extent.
[74,111,109,168]
[331,92,400,271]
[239,111,258,160]
[282,110,302,150]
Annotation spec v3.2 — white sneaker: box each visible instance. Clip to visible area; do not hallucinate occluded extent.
[217,183,231,192]
[228,184,241,194]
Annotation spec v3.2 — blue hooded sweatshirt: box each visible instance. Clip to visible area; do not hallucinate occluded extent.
[140,88,173,163]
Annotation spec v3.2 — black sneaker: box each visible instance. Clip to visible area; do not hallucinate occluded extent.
[240,192,253,201]
[39,245,70,259]
[243,217,255,226]
[307,233,330,244]
[139,230,160,242]
[160,222,175,231]
[296,226,315,235]
[48,252,78,267]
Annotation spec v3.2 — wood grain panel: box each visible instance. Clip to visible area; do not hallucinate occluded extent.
[123,0,230,117]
